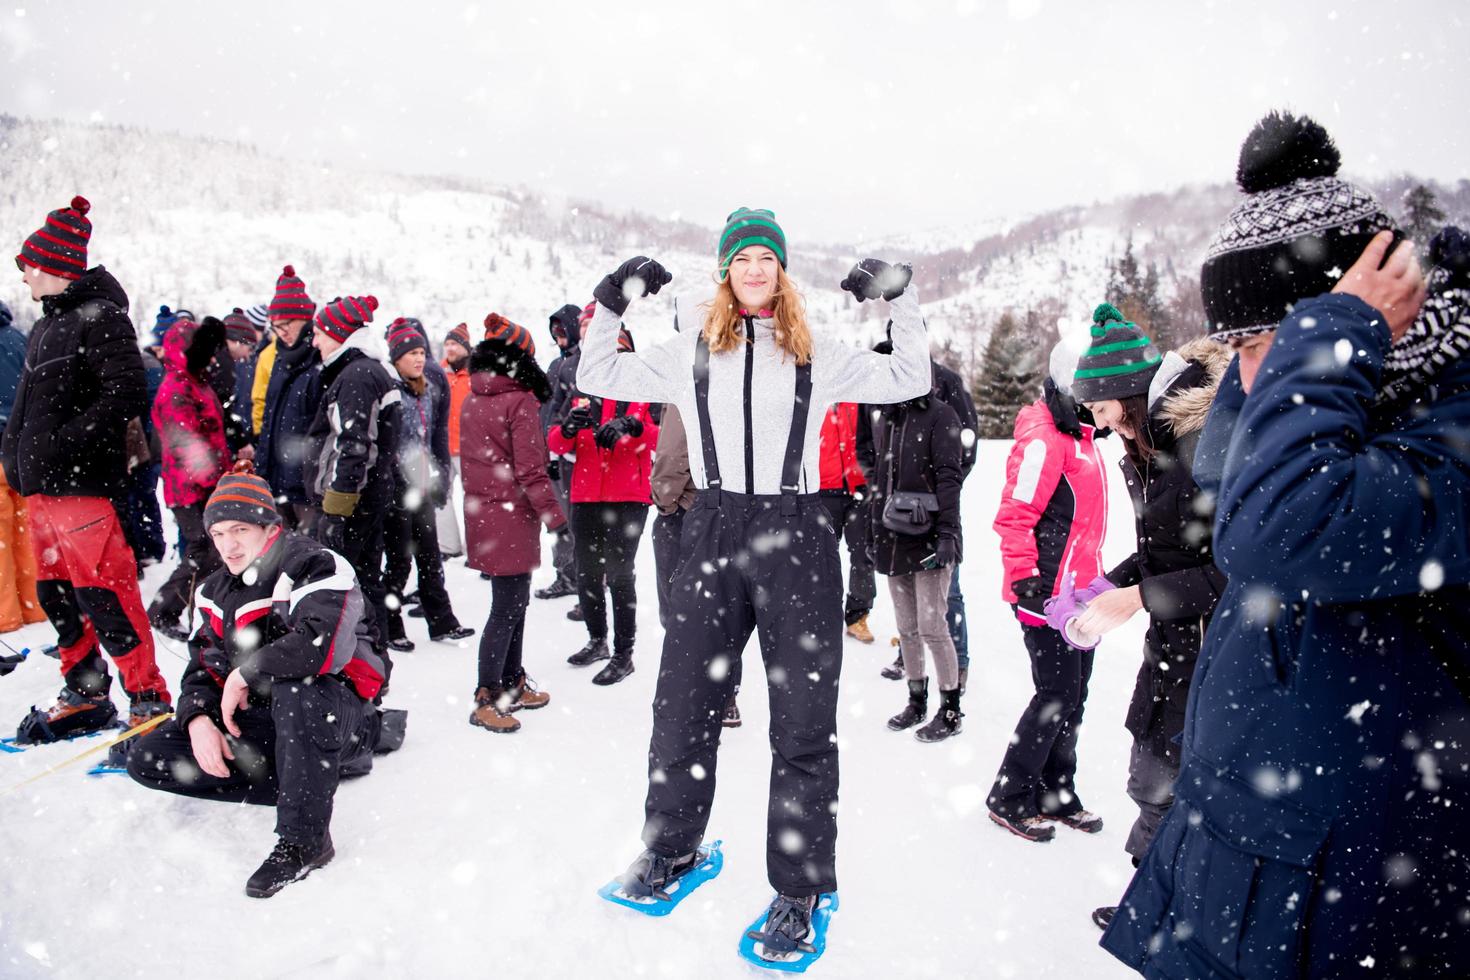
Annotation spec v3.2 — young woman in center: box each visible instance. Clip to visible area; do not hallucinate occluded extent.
[576,209,930,958]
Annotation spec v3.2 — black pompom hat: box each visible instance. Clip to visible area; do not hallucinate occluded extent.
[1200,111,1396,341]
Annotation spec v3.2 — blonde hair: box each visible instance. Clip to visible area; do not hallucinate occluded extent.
[700,265,812,365]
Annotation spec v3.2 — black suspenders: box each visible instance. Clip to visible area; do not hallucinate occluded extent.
[693,332,812,511]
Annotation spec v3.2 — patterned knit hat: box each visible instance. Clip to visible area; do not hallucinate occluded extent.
[204,468,281,528]
[387,317,429,361]
[1070,303,1163,402]
[244,303,270,330]
[1201,112,1397,341]
[718,207,787,282]
[483,313,535,356]
[445,321,472,355]
[223,308,257,344]
[150,305,178,346]
[315,295,378,343]
[16,195,92,280]
[268,264,316,322]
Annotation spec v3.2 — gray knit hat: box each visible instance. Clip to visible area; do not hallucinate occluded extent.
[1070,303,1163,402]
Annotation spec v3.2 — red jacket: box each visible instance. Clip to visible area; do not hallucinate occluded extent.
[546,399,657,504]
[992,395,1107,624]
[152,319,232,509]
[818,402,867,492]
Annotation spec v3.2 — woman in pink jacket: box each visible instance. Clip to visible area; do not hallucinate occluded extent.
[460,315,565,734]
[986,347,1109,842]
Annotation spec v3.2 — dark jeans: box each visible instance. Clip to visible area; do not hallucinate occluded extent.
[384,500,460,638]
[127,676,369,845]
[477,573,531,690]
[149,503,223,624]
[571,501,648,652]
[1124,736,1178,860]
[988,619,1095,819]
[124,461,166,564]
[817,490,876,626]
[645,491,841,896]
[948,563,969,669]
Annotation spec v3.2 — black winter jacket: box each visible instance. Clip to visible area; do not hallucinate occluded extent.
[1,267,147,497]
[868,392,964,576]
[856,353,978,481]
[1105,342,1229,760]
[176,529,388,727]
[257,329,323,506]
[304,336,401,516]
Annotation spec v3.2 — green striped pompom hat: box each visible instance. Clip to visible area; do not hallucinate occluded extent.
[1070,303,1163,402]
[717,207,787,282]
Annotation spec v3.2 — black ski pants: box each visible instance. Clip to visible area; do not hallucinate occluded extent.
[571,501,647,652]
[816,490,876,626]
[384,498,460,638]
[477,573,530,691]
[150,503,223,624]
[127,675,369,845]
[643,490,843,896]
[336,503,389,656]
[987,619,1095,820]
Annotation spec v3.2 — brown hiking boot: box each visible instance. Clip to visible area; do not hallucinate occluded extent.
[845,615,874,643]
[505,672,550,711]
[127,690,173,729]
[469,687,521,733]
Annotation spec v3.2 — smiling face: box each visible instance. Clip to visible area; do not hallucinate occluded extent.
[726,246,780,312]
[208,520,275,575]
[1229,331,1276,394]
[1083,398,1134,439]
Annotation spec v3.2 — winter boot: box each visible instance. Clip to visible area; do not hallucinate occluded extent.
[1048,809,1104,834]
[619,847,701,901]
[914,688,963,743]
[722,696,742,728]
[430,625,476,643]
[987,809,1057,842]
[534,577,578,600]
[593,647,635,686]
[245,831,335,898]
[386,636,416,653]
[567,637,609,667]
[746,893,819,957]
[886,678,928,731]
[468,687,521,733]
[1092,906,1116,930]
[845,615,874,644]
[15,686,118,744]
[504,671,551,710]
[566,604,585,622]
[880,647,904,681]
[127,690,173,729]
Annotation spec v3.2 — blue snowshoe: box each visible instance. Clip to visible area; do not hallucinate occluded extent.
[738,892,838,972]
[598,840,723,915]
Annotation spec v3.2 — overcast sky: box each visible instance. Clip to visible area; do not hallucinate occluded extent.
[3,0,1466,241]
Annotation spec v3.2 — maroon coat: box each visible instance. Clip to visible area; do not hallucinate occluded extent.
[460,340,565,577]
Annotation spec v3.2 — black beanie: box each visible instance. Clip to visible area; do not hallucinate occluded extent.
[1200,112,1396,341]
[1070,304,1162,402]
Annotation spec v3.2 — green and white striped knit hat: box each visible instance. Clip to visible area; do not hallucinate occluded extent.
[1070,303,1163,402]
[717,207,787,282]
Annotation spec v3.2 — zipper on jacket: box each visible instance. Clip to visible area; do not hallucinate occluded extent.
[743,316,755,495]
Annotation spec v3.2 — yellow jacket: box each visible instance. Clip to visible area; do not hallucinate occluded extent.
[251,338,278,434]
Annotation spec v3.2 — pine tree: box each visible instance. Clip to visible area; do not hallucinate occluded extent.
[972,311,1042,439]
[1402,184,1446,252]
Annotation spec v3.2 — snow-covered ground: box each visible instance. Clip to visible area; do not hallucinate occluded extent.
[0,441,1147,979]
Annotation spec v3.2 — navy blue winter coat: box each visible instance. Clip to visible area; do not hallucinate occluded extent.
[256,330,322,506]
[0,303,26,429]
[1103,293,1470,978]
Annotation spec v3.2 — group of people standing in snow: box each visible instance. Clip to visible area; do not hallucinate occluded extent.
[1,106,1466,975]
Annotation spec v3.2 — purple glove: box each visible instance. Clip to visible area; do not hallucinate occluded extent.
[1042,573,1107,651]
[1075,575,1116,605]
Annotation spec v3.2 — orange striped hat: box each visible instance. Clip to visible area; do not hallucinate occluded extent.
[483,312,535,356]
[204,469,281,528]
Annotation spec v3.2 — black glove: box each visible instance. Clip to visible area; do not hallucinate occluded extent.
[934,536,960,569]
[839,259,912,303]
[430,479,449,510]
[1011,575,1048,616]
[594,415,644,449]
[317,513,348,553]
[593,256,674,317]
[560,405,595,440]
[546,459,561,481]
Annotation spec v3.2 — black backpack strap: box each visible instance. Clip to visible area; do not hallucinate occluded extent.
[780,361,814,512]
[693,335,722,491]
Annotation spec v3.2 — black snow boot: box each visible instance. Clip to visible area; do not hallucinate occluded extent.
[593,647,634,686]
[534,577,578,600]
[746,893,818,958]
[618,847,701,901]
[914,688,963,743]
[245,832,335,898]
[880,651,904,681]
[886,678,927,731]
[567,637,609,667]
[15,686,118,744]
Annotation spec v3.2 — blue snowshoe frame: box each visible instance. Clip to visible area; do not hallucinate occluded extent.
[738,892,839,973]
[598,840,724,916]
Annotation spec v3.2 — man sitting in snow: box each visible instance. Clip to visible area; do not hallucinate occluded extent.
[126,467,404,898]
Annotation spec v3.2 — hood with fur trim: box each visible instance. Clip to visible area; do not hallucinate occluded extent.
[1153,337,1232,438]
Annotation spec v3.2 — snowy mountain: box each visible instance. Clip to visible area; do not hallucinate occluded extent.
[3,114,1466,376]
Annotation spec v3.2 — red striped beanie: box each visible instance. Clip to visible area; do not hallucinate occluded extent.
[316,295,379,343]
[387,316,429,361]
[223,308,257,344]
[204,470,281,527]
[483,313,535,356]
[445,322,472,353]
[16,195,92,280]
[268,264,316,322]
